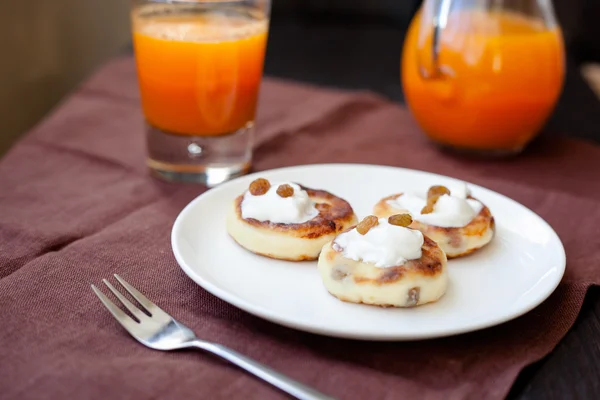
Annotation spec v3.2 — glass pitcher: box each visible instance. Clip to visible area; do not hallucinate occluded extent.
[402,0,565,155]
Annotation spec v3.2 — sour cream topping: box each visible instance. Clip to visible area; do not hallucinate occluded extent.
[387,183,483,228]
[333,218,424,268]
[241,182,319,224]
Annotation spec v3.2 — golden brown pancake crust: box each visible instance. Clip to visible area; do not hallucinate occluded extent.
[349,236,445,285]
[376,193,495,258]
[235,185,357,239]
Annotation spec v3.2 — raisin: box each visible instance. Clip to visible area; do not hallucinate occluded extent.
[249,178,270,195]
[427,185,451,198]
[421,198,438,214]
[421,185,450,214]
[388,213,413,227]
[356,215,379,235]
[406,287,420,307]
[276,184,294,198]
[331,266,349,281]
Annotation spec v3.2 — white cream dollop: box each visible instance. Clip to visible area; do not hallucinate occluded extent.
[241,182,319,224]
[386,183,483,228]
[333,218,424,268]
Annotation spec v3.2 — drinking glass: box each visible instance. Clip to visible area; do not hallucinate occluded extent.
[131,0,270,185]
[402,0,565,155]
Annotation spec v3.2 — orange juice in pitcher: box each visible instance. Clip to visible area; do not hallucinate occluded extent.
[402,0,565,154]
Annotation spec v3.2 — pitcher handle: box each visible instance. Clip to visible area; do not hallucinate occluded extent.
[421,0,453,79]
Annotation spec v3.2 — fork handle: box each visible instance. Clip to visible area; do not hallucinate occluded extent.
[188,340,335,400]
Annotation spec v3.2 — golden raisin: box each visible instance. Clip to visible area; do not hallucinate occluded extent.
[427,185,451,198]
[276,184,294,198]
[421,194,441,214]
[421,202,435,214]
[388,213,413,227]
[421,185,450,214]
[406,287,420,307]
[356,215,379,235]
[249,178,270,195]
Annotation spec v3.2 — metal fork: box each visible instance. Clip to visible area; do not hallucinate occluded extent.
[92,274,334,400]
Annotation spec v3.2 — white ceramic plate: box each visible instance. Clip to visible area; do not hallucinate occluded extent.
[172,164,565,341]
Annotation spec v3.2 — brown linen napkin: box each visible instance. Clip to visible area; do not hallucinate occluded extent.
[0,56,599,399]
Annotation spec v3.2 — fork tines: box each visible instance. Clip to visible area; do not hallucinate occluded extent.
[91,274,169,335]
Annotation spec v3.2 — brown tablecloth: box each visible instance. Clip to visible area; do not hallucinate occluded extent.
[1,56,599,399]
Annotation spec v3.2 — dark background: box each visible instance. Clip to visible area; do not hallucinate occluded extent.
[265,0,600,143]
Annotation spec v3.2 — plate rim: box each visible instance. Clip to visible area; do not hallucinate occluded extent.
[171,163,566,341]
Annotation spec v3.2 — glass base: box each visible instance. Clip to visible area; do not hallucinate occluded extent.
[146,123,253,186]
[148,159,251,186]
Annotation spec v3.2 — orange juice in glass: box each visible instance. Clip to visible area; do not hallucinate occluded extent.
[131,0,269,184]
[402,0,565,155]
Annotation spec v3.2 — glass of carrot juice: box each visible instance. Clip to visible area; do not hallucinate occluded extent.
[131,0,270,185]
[402,0,565,155]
